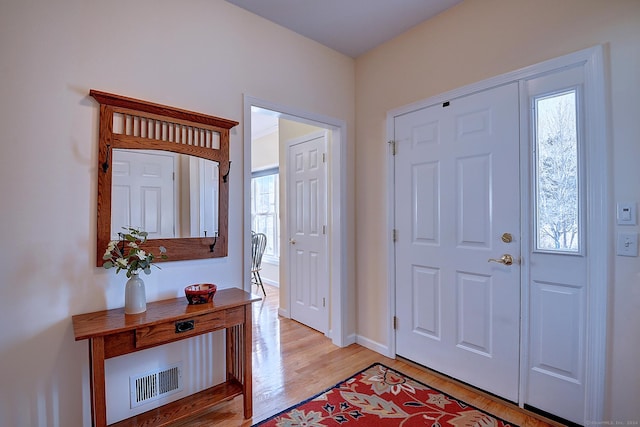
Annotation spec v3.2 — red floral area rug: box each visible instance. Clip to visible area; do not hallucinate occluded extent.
[253,363,518,427]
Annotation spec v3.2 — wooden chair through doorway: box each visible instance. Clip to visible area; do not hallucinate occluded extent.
[251,232,267,297]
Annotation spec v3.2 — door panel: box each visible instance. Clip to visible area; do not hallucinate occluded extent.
[457,272,492,355]
[530,280,584,379]
[395,82,520,401]
[527,272,586,419]
[457,154,491,247]
[412,162,439,243]
[412,266,440,339]
[288,133,328,333]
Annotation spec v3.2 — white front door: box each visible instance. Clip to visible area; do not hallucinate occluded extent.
[287,132,329,333]
[111,149,175,239]
[394,83,521,401]
[391,48,607,424]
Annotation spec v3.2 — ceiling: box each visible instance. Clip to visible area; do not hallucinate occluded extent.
[251,107,280,139]
[226,0,463,58]
[239,1,464,138]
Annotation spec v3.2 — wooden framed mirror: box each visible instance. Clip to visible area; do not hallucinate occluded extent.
[90,90,238,266]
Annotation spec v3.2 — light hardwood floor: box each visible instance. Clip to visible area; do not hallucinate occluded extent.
[177,284,562,427]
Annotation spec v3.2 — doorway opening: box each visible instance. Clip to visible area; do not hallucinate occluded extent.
[250,107,282,295]
[244,95,350,347]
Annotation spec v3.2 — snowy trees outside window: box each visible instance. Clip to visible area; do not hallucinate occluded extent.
[535,90,580,252]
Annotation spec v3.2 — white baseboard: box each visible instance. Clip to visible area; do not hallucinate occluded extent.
[330,332,357,348]
[262,278,279,287]
[277,307,290,318]
[355,334,393,358]
[344,333,357,346]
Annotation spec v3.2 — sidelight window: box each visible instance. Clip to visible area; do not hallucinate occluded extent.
[533,89,581,253]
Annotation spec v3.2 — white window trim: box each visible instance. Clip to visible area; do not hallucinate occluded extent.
[532,87,584,255]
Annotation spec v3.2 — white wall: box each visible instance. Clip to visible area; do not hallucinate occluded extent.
[0,0,354,425]
[251,131,279,171]
[354,0,640,420]
[259,261,279,287]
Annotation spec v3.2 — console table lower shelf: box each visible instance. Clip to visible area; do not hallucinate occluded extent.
[72,288,260,427]
[110,380,243,427]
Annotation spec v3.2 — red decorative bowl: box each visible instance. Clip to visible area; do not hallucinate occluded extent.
[184,283,217,304]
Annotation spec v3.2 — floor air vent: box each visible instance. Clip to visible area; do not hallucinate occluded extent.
[130,363,183,408]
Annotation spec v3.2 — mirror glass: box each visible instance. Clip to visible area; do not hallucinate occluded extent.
[111,149,219,240]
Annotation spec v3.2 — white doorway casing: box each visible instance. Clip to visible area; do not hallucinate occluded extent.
[243,95,351,347]
[387,46,609,424]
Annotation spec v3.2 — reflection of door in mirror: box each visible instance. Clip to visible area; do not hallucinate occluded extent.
[112,149,220,240]
[111,149,176,239]
[185,156,219,238]
[199,158,219,238]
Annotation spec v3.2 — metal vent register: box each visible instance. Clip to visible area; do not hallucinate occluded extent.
[130,363,183,408]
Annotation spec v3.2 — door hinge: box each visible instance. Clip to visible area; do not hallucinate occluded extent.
[323,225,326,235]
[392,229,398,242]
[323,297,326,308]
[322,152,326,163]
[388,140,397,156]
[393,316,398,330]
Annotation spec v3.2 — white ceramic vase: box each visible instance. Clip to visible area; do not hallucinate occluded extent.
[124,273,146,314]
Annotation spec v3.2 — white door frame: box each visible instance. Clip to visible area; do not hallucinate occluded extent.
[386,45,609,422]
[243,94,351,347]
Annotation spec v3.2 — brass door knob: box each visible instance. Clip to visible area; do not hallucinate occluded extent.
[488,254,514,265]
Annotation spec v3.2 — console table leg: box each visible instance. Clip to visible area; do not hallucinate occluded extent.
[89,337,107,427]
[243,306,253,419]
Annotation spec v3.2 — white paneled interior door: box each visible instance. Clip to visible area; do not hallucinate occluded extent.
[287,132,328,333]
[394,83,521,401]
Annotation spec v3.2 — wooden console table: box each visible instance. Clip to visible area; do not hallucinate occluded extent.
[72,288,260,427]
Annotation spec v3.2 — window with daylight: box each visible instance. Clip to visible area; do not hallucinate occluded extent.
[251,169,280,263]
[534,89,581,253]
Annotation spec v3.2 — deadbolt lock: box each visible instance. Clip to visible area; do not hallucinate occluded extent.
[501,233,513,243]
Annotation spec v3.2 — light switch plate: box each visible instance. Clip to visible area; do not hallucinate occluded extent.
[617,232,638,257]
[616,202,636,225]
